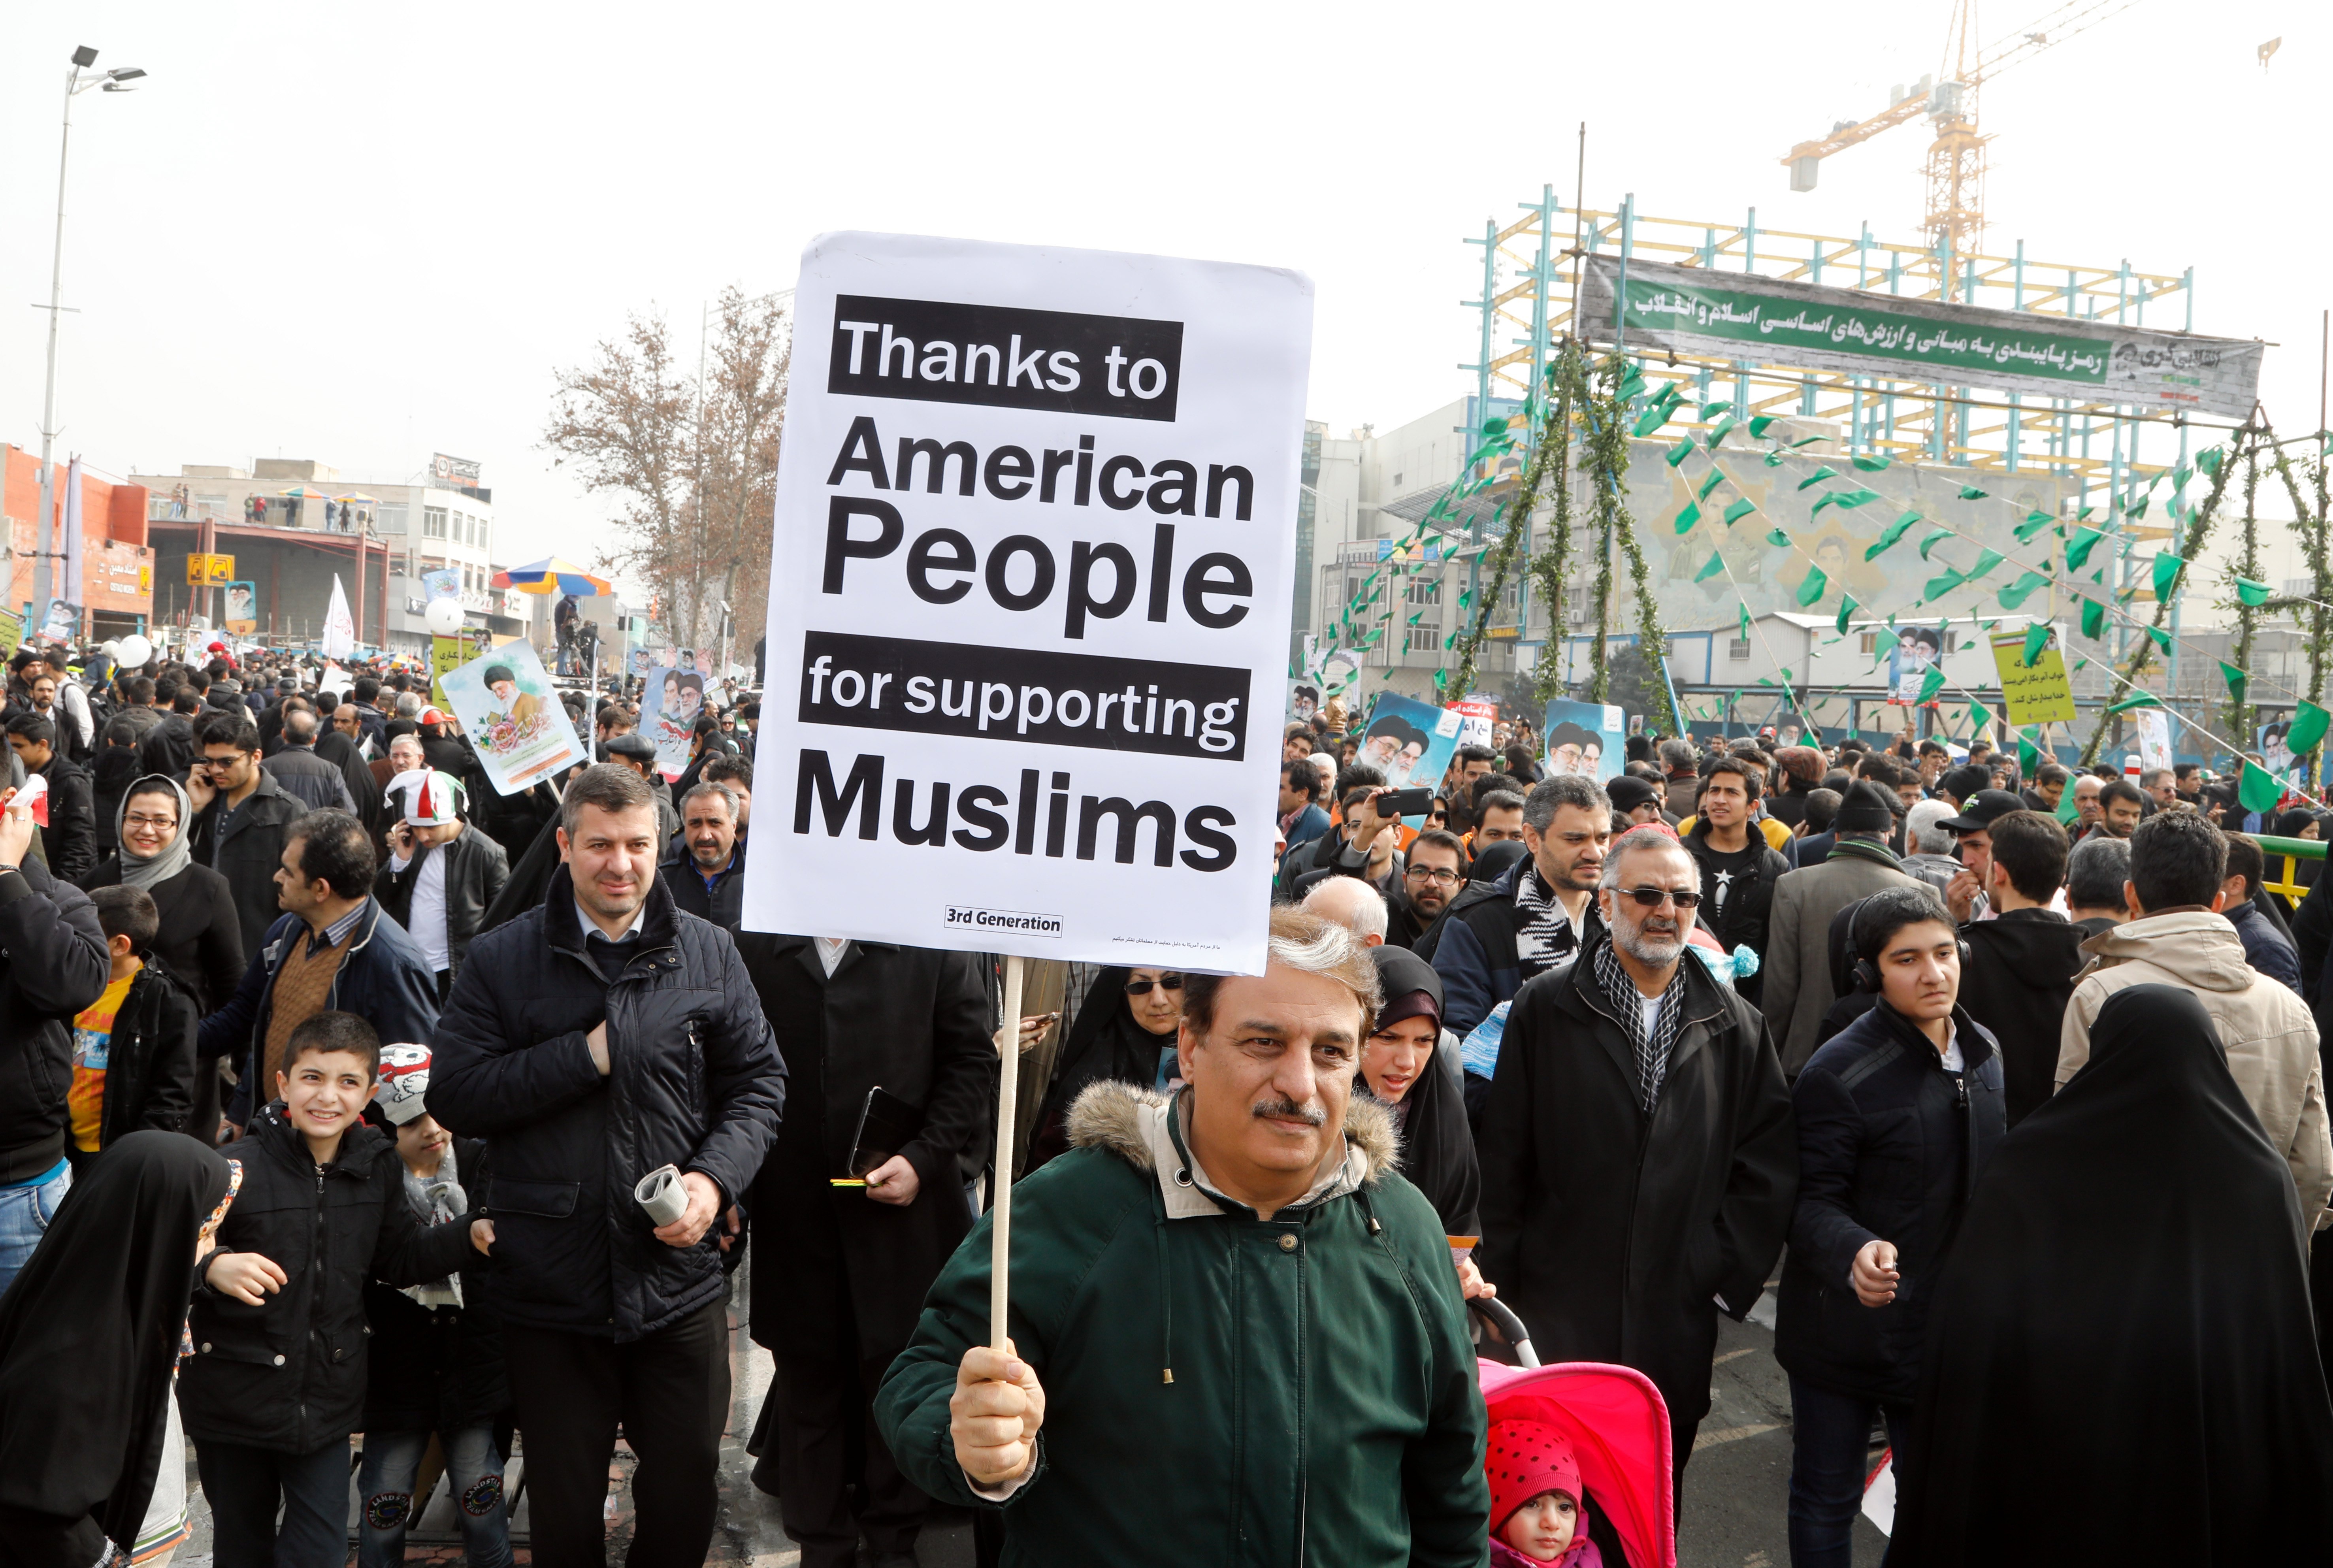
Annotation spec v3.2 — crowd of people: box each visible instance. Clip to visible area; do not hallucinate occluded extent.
[3,632,2332,1568]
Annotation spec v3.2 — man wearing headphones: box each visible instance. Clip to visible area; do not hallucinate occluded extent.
[1771,883,2008,1565]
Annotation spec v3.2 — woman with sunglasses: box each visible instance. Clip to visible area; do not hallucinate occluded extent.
[1022,969,1186,1173]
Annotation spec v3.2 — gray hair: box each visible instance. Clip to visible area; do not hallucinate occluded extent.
[1301,875,1389,942]
[394,693,423,719]
[1658,739,1697,772]
[1598,826,1694,889]
[2066,833,2132,910]
[679,781,739,820]
[282,709,319,746]
[1180,906,1382,1038]
[1907,798,1958,856]
[1523,773,1613,834]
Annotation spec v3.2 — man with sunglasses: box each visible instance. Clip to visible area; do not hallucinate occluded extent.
[1477,825,1797,1510]
[185,710,312,962]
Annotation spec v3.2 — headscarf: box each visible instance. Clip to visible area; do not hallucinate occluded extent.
[1890,986,2333,1564]
[1364,947,1477,1234]
[1024,968,1184,1174]
[113,774,194,892]
[2274,807,2319,840]
[0,1133,234,1550]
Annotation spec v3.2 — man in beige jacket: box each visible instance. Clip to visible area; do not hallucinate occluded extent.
[2056,810,2333,1228]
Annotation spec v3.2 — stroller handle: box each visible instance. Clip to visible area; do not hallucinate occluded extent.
[1467,1295,1540,1368]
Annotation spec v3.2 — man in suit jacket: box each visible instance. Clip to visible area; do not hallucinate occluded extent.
[1760,782,1918,1076]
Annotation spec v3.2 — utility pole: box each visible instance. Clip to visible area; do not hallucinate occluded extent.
[34,46,145,631]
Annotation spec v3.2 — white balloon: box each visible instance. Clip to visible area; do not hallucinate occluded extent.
[424,598,466,636]
[116,634,153,669]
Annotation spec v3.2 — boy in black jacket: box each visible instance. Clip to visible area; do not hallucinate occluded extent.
[181,1012,488,1568]
[66,886,200,1168]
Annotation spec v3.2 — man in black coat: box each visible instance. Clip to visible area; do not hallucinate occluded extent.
[662,781,746,931]
[5,712,98,884]
[1956,808,2087,1125]
[428,763,785,1568]
[1477,826,1798,1506]
[1679,754,1789,1004]
[186,709,311,961]
[136,687,204,781]
[733,929,994,1568]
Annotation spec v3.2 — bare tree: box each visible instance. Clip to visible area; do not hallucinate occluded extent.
[545,292,790,663]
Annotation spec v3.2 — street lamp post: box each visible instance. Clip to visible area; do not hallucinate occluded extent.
[34,45,145,636]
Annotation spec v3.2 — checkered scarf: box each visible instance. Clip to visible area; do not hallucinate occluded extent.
[1592,935,1685,1115]
[1512,864,1585,977]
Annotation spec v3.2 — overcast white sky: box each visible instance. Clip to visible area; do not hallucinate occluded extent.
[3,0,2324,594]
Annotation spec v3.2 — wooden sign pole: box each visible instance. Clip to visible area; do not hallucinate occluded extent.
[990,954,1025,1351]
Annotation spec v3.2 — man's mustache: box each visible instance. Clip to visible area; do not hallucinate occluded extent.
[1251,1096,1327,1126]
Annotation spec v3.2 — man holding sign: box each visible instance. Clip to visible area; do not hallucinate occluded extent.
[874,909,1488,1565]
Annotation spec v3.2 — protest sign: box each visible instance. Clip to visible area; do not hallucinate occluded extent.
[1987,628,2078,725]
[1542,699,1624,781]
[638,663,705,781]
[1889,625,1945,704]
[429,635,468,707]
[438,640,587,793]
[1359,692,1461,828]
[223,582,258,636]
[1286,680,1322,724]
[1447,697,1497,752]
[2135,708,2174,773]
[745,231,1313,973]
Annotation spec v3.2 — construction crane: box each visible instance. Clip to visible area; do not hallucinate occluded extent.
[1780,0,2140,268]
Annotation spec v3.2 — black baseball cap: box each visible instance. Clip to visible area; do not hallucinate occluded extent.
[1939,788,2025,833]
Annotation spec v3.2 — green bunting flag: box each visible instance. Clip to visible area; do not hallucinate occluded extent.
[1966,703,1990,735]
[2198,447,2224,477]
[1918,529,1954,560]
[1695,550,1725,583]
[2239,760,2283,815]
[1739,601,1752,641]
[2018,732,2041,772]
[1809,494,1837,518]
[1836,595,1857,635]
[2103,690,2162,715]
[1674,500,1702,535]
[2080,596,2104,638]
[2235,577,2274,607]
[2288,700,2332,757]
[1923,568,1967,602]
[2125,495,2149,522]
[2146,626,2173,655]
[1832,489,1882,509]
[1798,566,1828,607]
[2221,661,2248,706]
[2015,510,2056,543]
[1851,454,1892,471]
[1958,485,1988,500]
[1789,435,1828,449]
[1917,665,1946,705]
[2152,552,2182,601]
[2056,777,2082,824]
[1867,512,1922,560]
[1967,549,2005,581]
[1998,571,2049,610]
[2065,528,2106,570]
[2022,622,2051,667]
[1697,468,1726,501]
[1763,450,1788,467]
[1705,415,1738,450]
[1749,415,1780,438]
[1872,627,1900,657]
[1722,498,1757,526]
[1632,402,1674,438]
[1667,436,1694,469]
[1700,400,1734,422]
[1766,528,1791,547]
[1797,467,1841,491]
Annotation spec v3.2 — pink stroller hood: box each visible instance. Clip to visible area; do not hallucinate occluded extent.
[1479,1360,1675,1568]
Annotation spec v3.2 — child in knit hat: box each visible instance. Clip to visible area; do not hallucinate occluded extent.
[1485,1418,1602,1567]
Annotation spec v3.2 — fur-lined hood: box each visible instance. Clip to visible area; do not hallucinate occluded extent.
[1065,1078,1398,1219]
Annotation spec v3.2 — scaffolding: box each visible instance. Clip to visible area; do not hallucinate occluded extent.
[1460,193,2235,684]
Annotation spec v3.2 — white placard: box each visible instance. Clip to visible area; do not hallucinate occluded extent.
[2135,707,2174,773]
[744,232,1313,974]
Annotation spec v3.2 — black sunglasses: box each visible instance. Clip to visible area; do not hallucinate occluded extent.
[1619,885,1702,911]
[1125,975,1184,995]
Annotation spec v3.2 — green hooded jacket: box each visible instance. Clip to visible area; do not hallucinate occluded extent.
[876,1080,1490,1568]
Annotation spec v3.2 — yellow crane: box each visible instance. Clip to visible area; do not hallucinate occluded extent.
[1781,0,2140,270]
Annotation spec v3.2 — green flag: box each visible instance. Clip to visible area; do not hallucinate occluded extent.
[1923,568,1967,602]
[1967,549,2005,581]
[2198,447,2224,477]
[1700,399,1734,422]
[1832,488,1883,509]
[1705,415,1738,450]
[1918,529,1954,560]
[2081,597,2106,639]
[1748,415,1780,438]
[2018,732,2042,772]
[1851,453,1892,471]
[2103,691,2162,716]
[1695,550,1725,583]
[1667,436,1694,469]
[1797,467,1840,491]
[1809,494,1837,518]
[2235,577,2274,607]
[1763,450,1788,467]
[2056,778,2082,824]
[1998,571,2049,610]
[2152,552,2182,601]
[1632,402,1674,438]
[2288,700,2332,757]
[1836,595,1857,635]
[2221,661,2248,706]
[2146,626,2173,656]
[2065,528,2105,570]
[2239,760,2283,816]
[2125,494,2150,522]
[1674,500,1702,535]
[1917,665,1946,705]
[1697,468,1726,501]
[1722,498,1757,526]
[1966,702,1990,735]
[2015,510,2056,543]
[2022,622,2051,667]
[1958,484,1988,500]
[1798,565,1828,607]
[1739,601,1752,641]
[1872,627,1900,657]
[1765,528,1791,548]
[1867,511,1921,560]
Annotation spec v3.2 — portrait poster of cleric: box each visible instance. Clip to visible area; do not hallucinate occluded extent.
[438,639,587,793]
[1357,690,1461,826]
[1539,698,1623,781]
[746,232,1313,973]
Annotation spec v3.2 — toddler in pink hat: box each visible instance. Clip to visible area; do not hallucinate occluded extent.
[1485,1418,1602,1567]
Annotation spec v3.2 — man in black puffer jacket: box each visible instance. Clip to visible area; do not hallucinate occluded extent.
[428,762,786,1568]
